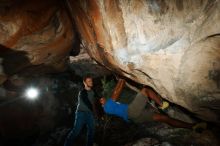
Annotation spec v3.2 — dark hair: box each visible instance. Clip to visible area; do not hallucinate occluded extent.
[83,74,93,82]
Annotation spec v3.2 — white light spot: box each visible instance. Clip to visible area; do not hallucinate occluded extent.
[25,88,39,100]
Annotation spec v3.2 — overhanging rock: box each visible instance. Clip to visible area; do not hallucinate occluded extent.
[70,0,220,123]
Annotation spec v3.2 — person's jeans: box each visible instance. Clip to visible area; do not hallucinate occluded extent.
[64,111,95,146]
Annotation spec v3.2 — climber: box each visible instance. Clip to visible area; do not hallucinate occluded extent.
[100,78,206,131]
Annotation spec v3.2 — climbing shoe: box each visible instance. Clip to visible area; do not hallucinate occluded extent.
[159,101,169,110]
[192,122,207,133]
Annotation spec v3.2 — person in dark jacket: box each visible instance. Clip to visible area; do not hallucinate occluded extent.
[64,75,98,146]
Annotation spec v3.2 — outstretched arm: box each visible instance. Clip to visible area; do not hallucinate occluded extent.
[111,79,126,101]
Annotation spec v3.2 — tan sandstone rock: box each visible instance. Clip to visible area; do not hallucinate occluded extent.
[0,0,75,77]
[70,0,220,123]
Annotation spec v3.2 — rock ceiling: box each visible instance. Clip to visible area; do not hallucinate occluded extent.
[0,0,220,123]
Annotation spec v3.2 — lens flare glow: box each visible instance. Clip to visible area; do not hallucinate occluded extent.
[25,87,39,100]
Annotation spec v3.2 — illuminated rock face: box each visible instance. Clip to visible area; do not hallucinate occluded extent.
[0,0,219,123]
[0,0,75,77]
[71,0,220,123]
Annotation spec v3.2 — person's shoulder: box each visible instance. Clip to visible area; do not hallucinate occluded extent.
[107,98,115,103]
[104,99,113,107]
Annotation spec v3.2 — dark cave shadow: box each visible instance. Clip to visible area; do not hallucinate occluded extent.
[0,44,31,75]
[0,44,70,142]
[0,44,66,77]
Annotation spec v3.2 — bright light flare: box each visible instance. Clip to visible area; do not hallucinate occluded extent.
[25,87,39,100]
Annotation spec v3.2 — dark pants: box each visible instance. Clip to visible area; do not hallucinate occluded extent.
[64,111,95,146]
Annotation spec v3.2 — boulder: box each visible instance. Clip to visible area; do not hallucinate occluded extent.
[70,0,220,123]
[0,0,76,77]
[0,0,219,123]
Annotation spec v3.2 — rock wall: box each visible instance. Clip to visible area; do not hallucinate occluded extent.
[70,0,220,123]
[0,0,219,123]
[0,0,78,138]
[0,0,75,78]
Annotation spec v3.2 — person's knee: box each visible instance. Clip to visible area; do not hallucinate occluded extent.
[140,88,149,96]
[141,87,153,96]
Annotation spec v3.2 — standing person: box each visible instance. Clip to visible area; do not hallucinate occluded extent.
[100,79,206,131]
[64,75,97,146]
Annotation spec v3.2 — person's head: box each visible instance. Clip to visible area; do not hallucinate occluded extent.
[99,97,106,106]
[83,75,93,90]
